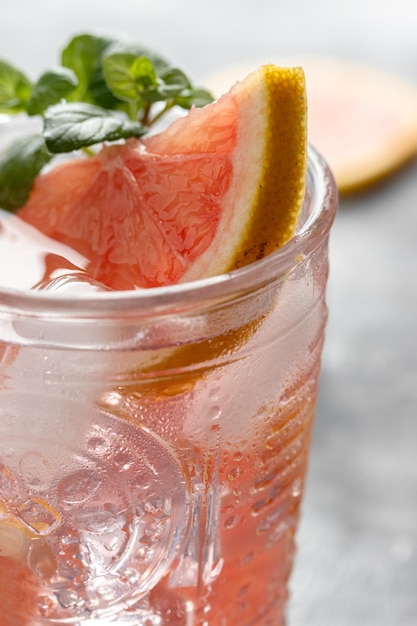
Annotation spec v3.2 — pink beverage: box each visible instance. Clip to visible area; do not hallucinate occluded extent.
[0,128,337,624]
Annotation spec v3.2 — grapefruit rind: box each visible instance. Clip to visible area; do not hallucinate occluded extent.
[180,65,307,282]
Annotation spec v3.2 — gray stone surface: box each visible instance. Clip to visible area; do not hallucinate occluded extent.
[1,2,417,624]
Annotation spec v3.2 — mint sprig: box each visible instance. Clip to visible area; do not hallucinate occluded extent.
[0,32,214,212]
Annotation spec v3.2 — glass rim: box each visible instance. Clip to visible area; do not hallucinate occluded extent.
[0,145,337,319]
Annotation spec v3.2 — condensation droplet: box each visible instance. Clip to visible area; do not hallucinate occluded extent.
[251,495,275,518]
[58,589,85,609]
[266,520,291,548]
[224,515,239,530]
[0,465,18,497]
[76,508,123,534]
[19,451,51,491]
[208,387,220,403]
[113,449,133,471]
[207,406,221,422]
[291,478,302,498]
[119,567,140,586]
[87,436,108,454]
[38,594,56,617]
[238,583,252,597]
[227,467,240,481]
[243,551,255,565]
[100,391,123,408]
[58,470,101,505]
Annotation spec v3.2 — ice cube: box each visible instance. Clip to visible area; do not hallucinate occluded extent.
[0,212,89,292]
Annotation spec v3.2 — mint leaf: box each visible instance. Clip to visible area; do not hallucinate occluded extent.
[174,87,214,109]
[103,41,169,75]
[102,53,158,102]
[43,102,145,153]
[159,67,190,90]
[142,66,191,103]
[27,67,78,116]
[61,33,116,104]
[0,59,32,114]
[0,134,52,211]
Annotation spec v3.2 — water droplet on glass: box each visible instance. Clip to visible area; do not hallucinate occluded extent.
[243,551,255,565]
[38,594,56,617]
[87,436,108,454]
[291,477,302,498]
[238,583,252,597]
[19,451,51,491]
[227,467,240,481]
[266,520,291,548]
[58,470,101,505]
[58,589,85,610]
[113,449,133,471]
[0,465,18,497]
[100,391,123,409]
[76,508,123,534]
[207,406,221,422]
[224,515,239,530]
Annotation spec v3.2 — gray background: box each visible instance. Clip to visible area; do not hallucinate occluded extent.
[1,2,416,624]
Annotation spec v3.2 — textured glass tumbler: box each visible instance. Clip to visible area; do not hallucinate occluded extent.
[0,147,337,626]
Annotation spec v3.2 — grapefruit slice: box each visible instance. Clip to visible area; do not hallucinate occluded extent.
[204,57,417,194]
[18,65,307,290]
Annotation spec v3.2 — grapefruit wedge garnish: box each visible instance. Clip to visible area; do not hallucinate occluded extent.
[18,65,307,290]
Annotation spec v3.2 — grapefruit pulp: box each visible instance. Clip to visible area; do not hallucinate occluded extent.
[18,65,307,290]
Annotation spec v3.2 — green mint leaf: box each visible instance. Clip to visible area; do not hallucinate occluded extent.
[0,59,32,114]
[160,67,190,89]
[61,33,117,104]
[26,67,78,116]
[87,65,121,109]
[140,67,191,103]
[174,87,215,109]
[0,134,52,211]
[103,41,169,75]
[43,102,145,153]
[102,53,158,102]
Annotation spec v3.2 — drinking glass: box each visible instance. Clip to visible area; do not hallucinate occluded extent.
[0,128,337,625]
